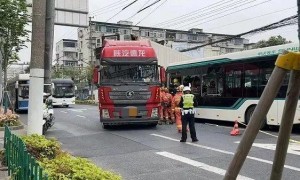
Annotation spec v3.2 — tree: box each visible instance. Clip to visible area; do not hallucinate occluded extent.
[254,35,292,48]
[0,0,29,89]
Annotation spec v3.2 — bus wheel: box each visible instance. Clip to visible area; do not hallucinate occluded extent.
[245,106,266,130]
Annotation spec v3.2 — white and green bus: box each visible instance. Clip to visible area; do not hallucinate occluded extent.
[167,43,300,127]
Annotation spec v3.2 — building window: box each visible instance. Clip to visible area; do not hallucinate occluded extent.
[96,24,101,32]
[64,52,77,59]
[141,31,145,36]
[107,27,118,33]
[64,61,78,66]
[96,39,101,47]
[63,42,76,48]
[226,48,234,53]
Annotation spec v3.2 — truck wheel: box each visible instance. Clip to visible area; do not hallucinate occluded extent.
[245,106,266,129]
[102,123,109,129]
[148,122,158,128]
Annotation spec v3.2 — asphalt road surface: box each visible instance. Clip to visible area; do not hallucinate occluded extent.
[19,104,300,180]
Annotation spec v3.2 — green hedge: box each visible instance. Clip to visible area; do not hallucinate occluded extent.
[21,134,121,180]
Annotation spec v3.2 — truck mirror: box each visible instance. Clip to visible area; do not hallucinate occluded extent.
[93,66,100,84]
[160,66,166,84]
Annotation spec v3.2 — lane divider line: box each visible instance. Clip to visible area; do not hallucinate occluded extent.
[151,134,300,172]
[76,115,86,118]
[156,151,254,180]
[237,121,300,144]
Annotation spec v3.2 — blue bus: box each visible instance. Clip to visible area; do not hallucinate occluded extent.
[7,74,30,111]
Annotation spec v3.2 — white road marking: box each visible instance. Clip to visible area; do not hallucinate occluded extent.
[156,151,254,180]
[234,142,300,156]
[151,134,300,172]
[76,115,86,118]
[60,111,68,113]
[68,109,87,113]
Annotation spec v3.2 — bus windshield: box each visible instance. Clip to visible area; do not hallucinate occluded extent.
[53,83,75,98]
[101,64,159,83]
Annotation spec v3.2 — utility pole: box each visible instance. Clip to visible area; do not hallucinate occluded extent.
[0,50,3,107]
[89,16,94,98]
[44,0,55,93]
[28,0,47,135]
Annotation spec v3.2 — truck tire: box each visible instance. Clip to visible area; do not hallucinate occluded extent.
[245,106,266,130]
[148,122,158,128]
[102,123,110,129]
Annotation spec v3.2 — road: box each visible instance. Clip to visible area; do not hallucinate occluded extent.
[19,105,300,180]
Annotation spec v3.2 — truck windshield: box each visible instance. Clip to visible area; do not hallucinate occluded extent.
[101,64,158,83]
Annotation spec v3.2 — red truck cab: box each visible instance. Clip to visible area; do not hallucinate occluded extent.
[93,38,166,128]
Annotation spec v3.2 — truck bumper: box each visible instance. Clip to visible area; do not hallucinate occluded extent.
[100,117,159,125]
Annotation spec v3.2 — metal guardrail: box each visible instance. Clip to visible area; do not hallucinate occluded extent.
[4,125,48,180]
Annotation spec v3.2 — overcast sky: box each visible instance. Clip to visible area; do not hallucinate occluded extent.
[19,0,298,63]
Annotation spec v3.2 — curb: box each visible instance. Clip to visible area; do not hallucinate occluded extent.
[0,124,24,131]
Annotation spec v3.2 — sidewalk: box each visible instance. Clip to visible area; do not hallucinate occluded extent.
[0,126,27,180]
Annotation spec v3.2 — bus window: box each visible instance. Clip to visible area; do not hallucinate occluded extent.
[202,75,223,96]
[20,86,29,99]
[244,64,259,97]
[225,69,242,97]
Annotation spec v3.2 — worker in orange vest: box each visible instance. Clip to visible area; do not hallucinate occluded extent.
[158,86,166,125]
[172,85,184,132]
[162,88,173,124]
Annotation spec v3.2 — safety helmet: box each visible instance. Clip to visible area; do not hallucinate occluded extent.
[177,85,184,92]
[183,86,191,92]
[164,88,169,93]
[173,78,178,83]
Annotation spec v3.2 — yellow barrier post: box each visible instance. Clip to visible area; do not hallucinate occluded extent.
[224,51,300,180]
[270,52,300,180]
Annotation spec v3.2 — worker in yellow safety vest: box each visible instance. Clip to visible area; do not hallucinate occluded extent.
[179,86,198,142]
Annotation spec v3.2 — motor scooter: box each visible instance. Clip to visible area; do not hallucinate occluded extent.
[42,95,55,135]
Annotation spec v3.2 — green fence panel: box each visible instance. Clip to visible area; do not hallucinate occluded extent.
[4,125,48,180]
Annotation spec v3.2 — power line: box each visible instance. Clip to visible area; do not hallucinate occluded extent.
[207,6,297,31]
[92,1,132,18]
[126,0,152,20]
[179,15,298,52]
[106,0,139,22]
[152,0,227,27]
[135,0,168,25]
[136,0,161,14]
[163,0,256,28]
[90,0,129,15]
[177,0,271,30]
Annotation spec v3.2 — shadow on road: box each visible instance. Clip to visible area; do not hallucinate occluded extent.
[104,124,157,131]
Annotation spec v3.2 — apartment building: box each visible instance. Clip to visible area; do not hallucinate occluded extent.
[76,20,251,67]
[55,39,79,67]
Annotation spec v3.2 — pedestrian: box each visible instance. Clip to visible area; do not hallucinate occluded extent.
[171,85,184,132]
[162,88,173,124]
[158,86,165,125]
[179,86,198,142]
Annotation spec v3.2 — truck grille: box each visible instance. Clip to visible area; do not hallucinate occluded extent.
[109,91,151,100]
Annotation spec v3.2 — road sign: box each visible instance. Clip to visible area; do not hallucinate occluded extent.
[26,0,89,27]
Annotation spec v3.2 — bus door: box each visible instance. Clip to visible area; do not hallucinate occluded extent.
[200,66,227,107]
[222,65,244,108]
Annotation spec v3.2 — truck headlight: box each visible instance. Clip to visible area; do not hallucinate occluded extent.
[102,109,110,118]
[151,108,158,117]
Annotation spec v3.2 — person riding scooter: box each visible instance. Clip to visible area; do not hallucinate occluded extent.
[42,93,55,134]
